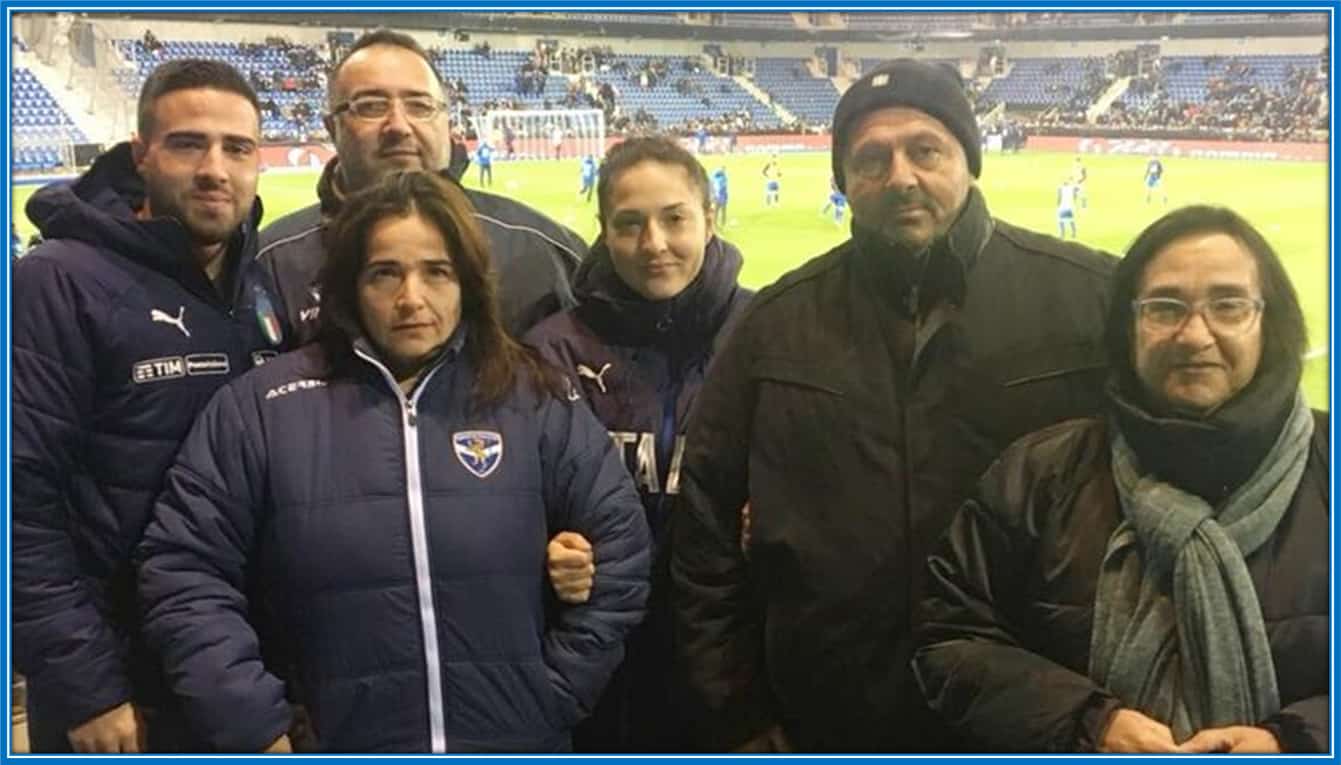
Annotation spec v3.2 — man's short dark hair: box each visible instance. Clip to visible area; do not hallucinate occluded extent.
[137,58,260,139]
[328,29,446,107]
[1105,204,1308,388]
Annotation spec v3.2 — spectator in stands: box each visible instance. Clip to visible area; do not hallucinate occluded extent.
[672,58,1117,753]
[13,58,281,753]
[138,170,652,753]
[914,205,1327,753]
[256,29,587,349]
[525,136,753,753]
[142,28,162,54]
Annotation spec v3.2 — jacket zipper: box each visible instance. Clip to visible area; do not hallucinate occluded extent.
[355,349,448,752]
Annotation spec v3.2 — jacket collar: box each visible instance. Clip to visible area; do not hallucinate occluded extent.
[317,156,465,219]
[25,141,264,305]
[573,235,745,359]
[850,185,993,319]
[352,321,469,395]
[1106,354,1302,504]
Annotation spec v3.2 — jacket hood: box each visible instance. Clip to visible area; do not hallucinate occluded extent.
[850,184,994,318]
[572,234,746,354]
[26,142,264,283]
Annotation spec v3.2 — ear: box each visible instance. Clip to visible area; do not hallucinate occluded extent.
[130,132,149,174]
[322,113,336,140]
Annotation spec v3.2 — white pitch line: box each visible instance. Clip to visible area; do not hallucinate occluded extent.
[1305,348,1329,360]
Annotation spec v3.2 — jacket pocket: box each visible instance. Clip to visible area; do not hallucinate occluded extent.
[964,342,1108,448]
[751,356,849,397]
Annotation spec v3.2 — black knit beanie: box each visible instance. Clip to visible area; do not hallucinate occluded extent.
[831,59,982,192]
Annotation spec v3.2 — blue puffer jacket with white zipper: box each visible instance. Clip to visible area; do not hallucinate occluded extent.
[135,331,652,752]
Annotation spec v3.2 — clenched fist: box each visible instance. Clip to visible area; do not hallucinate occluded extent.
[547,531,595,603]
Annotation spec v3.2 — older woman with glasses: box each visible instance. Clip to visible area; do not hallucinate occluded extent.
[136,171,651,753]
[912,205,1328,754]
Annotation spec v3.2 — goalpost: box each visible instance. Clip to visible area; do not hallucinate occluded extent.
[477,108,606,161]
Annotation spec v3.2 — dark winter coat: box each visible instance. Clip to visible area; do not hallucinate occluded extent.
[12,142,279,746]
[913,413,1329,753]
[671,187,1119,751]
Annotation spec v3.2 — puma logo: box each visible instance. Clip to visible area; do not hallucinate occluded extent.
[576,362,612,394]
[150,306,190,338]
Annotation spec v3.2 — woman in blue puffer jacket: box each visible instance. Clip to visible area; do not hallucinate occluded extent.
[136,171,651,753]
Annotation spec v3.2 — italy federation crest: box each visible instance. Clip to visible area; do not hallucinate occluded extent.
[453,430,503,479]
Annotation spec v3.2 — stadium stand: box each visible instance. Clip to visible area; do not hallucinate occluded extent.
[12,67,86,171]
[752,58,838,127]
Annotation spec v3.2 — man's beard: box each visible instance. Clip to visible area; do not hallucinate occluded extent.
[145,185,240,249]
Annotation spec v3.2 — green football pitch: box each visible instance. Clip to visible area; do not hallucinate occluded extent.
[12,149,1330,407]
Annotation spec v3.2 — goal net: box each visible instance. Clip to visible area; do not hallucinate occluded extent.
[477,108,606,161]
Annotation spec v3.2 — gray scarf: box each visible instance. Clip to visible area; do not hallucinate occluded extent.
[1089,390,1313,741]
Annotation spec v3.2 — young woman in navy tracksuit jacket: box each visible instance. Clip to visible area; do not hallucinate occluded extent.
[524,137,752,751]
[136,171,651,753]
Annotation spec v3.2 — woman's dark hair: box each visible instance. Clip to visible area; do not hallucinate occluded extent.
[1105,204,1308,390]
[596,135,713,229]
[316,170,565,408]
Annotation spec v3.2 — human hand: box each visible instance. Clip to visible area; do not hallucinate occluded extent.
[1097,708,1180,754]
[1178,725,1282,754]
[547,531,595,604]
[67,702,144,753]
[263,734,294,753]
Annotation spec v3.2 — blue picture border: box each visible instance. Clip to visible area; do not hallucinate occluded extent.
[1,2,1335,762]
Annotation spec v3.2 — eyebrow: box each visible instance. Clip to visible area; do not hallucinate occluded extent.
[853,130,949,152]
[1142,283,1255,298]
[347,87,434,99]
[163,131,257,147]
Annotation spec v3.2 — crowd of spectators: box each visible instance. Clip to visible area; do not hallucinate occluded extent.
[1094,54,1327,142]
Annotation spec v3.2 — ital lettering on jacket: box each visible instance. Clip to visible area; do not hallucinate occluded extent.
[132,353,231,384]
[610,431,685,494]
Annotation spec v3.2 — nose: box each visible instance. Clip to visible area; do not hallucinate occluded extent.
[382,99,413,136]
[884,149,917,193]
[1173,308,1216,346]
[396,271,428,310]
[639,220,668,254]
[195,142,228,186]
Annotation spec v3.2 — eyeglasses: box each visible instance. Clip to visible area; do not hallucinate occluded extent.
[330,94,447,122]
[1132,296,1265,336]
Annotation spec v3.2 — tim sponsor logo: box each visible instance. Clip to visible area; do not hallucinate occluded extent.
[265,378,328,400]
[132,356,186,384]
[133,353,232,384]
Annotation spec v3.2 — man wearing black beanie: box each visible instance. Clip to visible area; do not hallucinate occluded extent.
[673,59,1120,752]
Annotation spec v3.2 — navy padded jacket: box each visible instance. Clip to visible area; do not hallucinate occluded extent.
[12,142,280,734]
[136,337,651,752]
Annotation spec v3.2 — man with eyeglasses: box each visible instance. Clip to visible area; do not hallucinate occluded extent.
[257,29,587,347]
[914,205,1327,753]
